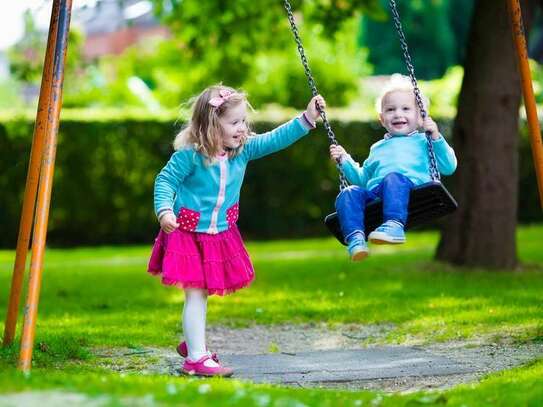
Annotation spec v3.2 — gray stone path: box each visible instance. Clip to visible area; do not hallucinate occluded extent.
[1,342,540,405]
[94,324,543,391]
[219,347,475,384]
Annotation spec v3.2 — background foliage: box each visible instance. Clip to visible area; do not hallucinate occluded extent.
[359,0,474,79]
[4,0,542,111]
[1,1,543,248]
[1,112,541,248]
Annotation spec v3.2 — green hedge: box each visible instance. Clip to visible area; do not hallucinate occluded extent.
[0,112,541,248]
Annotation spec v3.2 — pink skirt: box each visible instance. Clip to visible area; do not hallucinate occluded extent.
[147,225,255,296]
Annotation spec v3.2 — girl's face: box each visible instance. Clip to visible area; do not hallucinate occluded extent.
[218,102,248,151]
[379,90,421,135]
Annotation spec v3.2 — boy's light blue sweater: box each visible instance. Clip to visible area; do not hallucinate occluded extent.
[341,132,457,190]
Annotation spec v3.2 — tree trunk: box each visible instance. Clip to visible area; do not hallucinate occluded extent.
[436,0,537,269]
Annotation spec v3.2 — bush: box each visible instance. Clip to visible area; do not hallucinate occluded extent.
[243,19,369,109]
[60,16,369,111]
[0,111,541,248]
[0,80,24,110]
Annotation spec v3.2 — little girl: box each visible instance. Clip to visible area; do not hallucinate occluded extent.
[148,84,325,377]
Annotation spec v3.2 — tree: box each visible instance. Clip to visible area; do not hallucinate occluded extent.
[8,11,45,83]
[447,0,476,66]
[359,0,464,79]
[436,0,540,269]
[152,0,379,86]
[528,7,543,62]
[8,9,86,105]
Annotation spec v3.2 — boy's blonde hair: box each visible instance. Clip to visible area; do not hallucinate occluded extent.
[174,84,250,160]
[375,74,429,114]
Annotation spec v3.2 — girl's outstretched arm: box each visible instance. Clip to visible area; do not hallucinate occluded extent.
[244,95,325,160]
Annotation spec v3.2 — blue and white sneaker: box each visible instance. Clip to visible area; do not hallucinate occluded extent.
[347,233,369,261]
[368,220,406,244]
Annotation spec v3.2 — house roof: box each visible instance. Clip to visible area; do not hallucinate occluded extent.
[75,0,158,36]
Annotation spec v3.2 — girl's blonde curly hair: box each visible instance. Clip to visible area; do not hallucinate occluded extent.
[174,85,251,161]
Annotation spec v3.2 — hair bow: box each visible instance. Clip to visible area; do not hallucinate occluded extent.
[208,89,235,108]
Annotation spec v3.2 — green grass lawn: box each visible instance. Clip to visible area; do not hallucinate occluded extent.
[0,225,542,406]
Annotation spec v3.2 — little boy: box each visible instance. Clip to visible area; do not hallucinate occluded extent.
[330,74,457,261]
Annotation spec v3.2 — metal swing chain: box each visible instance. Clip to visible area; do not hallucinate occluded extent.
[283,0,349,190]
[389,0,441,182]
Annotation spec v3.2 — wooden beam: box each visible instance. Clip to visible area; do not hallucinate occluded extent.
[507,0,543,208]
[17,0,73,372]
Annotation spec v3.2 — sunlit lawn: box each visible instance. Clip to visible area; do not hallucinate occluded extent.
[0,225,542,406]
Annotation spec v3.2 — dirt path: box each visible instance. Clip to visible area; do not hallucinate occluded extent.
[94,323,543,392]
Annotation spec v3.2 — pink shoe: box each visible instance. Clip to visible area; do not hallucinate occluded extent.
[181,355,233,377]
[176,341,219,363]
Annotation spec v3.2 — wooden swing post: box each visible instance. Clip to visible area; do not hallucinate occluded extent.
[18,0,73,372]
[507,0,543,208]
[1,0,73,372]
[2,0,61,348]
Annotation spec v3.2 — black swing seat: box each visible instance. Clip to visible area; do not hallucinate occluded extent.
[324,181,458,245]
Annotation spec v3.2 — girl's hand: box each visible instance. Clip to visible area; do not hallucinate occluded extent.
[330,144,347,162]
[423,116,440,140]
[306,94,326,123]
[159,212,179,233]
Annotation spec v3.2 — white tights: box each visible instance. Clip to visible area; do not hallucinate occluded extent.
[182,288,218,366]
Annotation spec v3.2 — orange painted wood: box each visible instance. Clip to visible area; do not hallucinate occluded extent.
[2,0,61,348]
[17,0,73,372]
[507,0,543,208]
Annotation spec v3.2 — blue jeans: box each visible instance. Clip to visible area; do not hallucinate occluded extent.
[335,172,414,241]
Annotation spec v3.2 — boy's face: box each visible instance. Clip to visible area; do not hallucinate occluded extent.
[379,90,421,135]
[219,102,248,150]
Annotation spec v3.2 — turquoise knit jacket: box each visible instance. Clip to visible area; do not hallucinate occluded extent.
[154,116,313,234]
